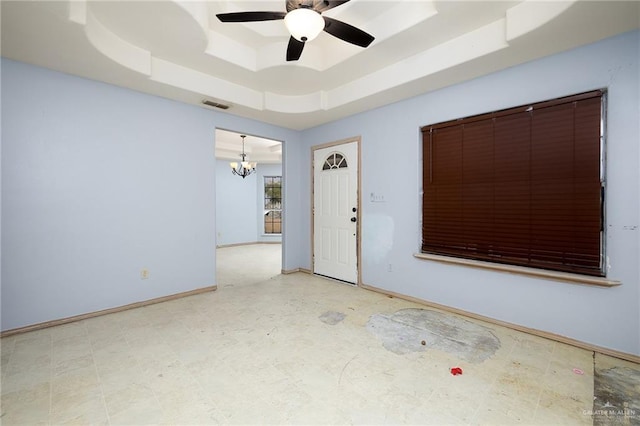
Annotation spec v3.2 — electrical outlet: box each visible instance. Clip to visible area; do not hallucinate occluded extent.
[141,268,149,279]
[388,263,393,272]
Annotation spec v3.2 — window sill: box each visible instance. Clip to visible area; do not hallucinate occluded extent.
[413,253,621,288]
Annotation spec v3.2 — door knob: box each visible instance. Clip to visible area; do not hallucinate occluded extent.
[351,217,357,222]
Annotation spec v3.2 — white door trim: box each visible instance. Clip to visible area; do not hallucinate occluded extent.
[311,136,361,286]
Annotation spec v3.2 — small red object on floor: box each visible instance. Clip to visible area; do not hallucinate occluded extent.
[450,367,463,376]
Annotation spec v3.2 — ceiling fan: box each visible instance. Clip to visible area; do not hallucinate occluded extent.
[216,0,375,61]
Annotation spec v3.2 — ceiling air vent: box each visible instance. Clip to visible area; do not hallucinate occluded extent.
[202,99,230,110]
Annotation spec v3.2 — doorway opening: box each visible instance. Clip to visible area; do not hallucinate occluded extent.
[214,128,284,288]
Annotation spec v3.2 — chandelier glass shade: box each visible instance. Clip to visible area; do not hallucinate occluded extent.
[284,8,325,42]
[230,135,257,178]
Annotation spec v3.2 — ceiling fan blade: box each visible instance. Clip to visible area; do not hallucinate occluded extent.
[322,16,374,48]
[313,0,350,13]
[286,36,305,61]
[216,11,286,22]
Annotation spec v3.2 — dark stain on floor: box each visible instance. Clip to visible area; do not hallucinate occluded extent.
[366,308,500,363]
[319,311,346,325]
[593,363,640,425]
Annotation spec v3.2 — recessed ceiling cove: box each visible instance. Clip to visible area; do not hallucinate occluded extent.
[1,0,638,130]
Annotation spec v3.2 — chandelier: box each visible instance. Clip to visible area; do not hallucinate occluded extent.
[230,134,257,179]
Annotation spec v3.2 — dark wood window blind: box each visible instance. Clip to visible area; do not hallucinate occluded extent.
[422,90,604,276]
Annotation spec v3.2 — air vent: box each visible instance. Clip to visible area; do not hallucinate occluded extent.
[202,99,230,110]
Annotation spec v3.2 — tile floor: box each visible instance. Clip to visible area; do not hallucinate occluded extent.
[0,244,636,425]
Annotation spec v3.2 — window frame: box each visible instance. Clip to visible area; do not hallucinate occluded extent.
[420,90,607,278]
[263,175,282,235]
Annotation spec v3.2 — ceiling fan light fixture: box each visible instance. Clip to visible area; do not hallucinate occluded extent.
[284,8,325,42]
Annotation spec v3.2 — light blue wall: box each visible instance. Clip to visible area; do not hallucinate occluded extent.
[215,160,281,245]
[301,30,640,355]
[215,159,258,246]
[0,59,300,331]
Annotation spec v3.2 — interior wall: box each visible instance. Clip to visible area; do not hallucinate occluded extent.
[0,58,301,331]
[215,160,282,246]
[301,30,640,355]
[215,159,258,246]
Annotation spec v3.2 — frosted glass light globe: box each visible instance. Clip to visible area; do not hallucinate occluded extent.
[284,8,324,42]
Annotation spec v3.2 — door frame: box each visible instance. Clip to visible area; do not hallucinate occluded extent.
[213,127,285,276]
[311,136,362,286]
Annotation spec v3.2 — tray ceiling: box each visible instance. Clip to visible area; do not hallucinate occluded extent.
[2,0,638,130]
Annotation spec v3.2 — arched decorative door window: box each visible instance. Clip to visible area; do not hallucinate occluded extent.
[322,152,348,170]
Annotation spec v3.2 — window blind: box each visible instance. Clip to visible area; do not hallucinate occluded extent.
[422,90,604,276]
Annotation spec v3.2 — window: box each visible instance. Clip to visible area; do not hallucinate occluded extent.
[322,153,348,170]
[422,90,604,277]
[264,176,282,234]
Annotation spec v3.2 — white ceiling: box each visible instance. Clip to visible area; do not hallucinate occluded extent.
[1,1,638,130]
[215,129,282,163]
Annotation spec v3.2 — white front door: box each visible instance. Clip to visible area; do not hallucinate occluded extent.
[313,141,358,284]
